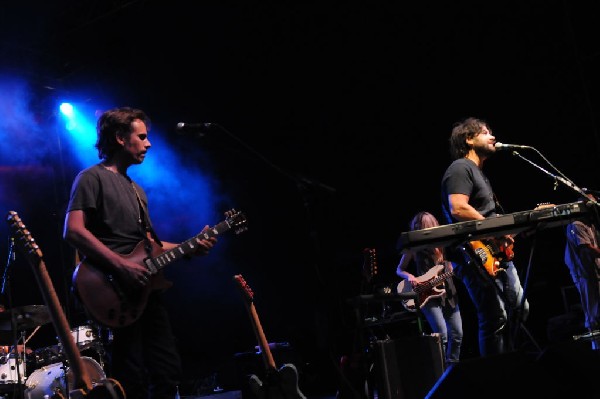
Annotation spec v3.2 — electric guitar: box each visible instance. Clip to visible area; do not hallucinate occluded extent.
[467,203,555,277]
[233,274,306,399]
[468,238,514,277]
[73,209,248,328]
[7,211,125,399]
[397,264,454,312]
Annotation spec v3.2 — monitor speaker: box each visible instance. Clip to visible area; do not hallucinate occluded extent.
[372,334,444,399]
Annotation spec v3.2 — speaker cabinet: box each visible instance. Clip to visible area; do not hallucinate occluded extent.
[425,351,541,398]
[372,335,445,399]
[426,342,600,399]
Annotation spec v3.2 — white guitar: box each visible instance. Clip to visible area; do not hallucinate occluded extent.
[396,265,454,312]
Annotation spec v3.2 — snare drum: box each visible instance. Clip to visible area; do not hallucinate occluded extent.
[69,325,98,351]
[0,354,25,385]
[24,356,105,399]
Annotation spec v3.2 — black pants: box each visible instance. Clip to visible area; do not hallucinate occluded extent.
[108,292,182,399]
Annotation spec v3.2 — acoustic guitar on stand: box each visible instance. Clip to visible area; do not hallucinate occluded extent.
[7,211,125,399]
[73,209,247,328]
[233,274,306,399]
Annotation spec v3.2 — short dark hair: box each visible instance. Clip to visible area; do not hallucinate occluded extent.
[95,107,151,160]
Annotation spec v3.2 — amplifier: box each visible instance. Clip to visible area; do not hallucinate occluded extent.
[372,335,445,399]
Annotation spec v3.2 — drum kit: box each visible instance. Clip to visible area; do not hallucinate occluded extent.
[0,305,109,399]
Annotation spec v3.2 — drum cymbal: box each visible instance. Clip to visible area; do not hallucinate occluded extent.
[0,305,51,331]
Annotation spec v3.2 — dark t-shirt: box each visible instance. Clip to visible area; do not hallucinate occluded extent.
[66,163,150,254]
[441,158,496,224]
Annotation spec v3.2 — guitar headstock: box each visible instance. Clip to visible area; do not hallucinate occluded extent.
[225,209,248,235]
[362,248,377,282]
[6,211,43,262]
[234,274,254,303]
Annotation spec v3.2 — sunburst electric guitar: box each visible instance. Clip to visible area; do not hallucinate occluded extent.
[73,209,248,328]
[468,237,514,277]
[233,274,306,399]
[7,211,125,399]
[468,203,554,277]
[397,264,454,312]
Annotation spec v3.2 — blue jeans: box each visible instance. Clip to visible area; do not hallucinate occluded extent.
[567,260,600,330]
[421,298,463,363]
[453,250,529,356]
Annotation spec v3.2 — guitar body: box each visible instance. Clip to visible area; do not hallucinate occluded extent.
[469,238,514,277]
[85,378,126,399]
[248,364,305,399]
[467,205,550,277]
[397,265,451,312]
[233,275,307,399]
[73,240,162,329]
[73,210,248,328]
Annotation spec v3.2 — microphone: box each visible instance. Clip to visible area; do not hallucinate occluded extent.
[176,122,213,132]
[494,142,532,150]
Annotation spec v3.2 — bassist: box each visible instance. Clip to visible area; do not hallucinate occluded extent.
[63,107,218,399]
[396,211,463,366]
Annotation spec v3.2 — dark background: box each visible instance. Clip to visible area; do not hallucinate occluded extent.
[2,1,600,396]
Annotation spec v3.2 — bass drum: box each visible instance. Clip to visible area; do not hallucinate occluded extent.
[24,356,105,399]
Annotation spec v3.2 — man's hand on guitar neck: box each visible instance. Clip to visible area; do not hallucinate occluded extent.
[162,224,217,257]
[120,225,217,287]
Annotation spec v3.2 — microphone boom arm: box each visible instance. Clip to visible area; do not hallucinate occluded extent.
[511,150,591,201]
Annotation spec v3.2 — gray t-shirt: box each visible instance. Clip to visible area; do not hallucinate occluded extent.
[66,163,150,254]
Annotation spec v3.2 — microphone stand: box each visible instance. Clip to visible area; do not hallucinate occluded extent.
[510,149,599,218]
[3,236,25,399]
[182,122,338,367]
[509,149,600,350]
[510,150,590,199]
[190,123,336,281]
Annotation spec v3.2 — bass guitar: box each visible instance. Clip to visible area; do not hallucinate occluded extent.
[73,209,247,328]
[397,264,454,312]
[7,211,125,399]
[233,274,306,399]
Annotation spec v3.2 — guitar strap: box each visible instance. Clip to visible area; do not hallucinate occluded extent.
[131,182,163,251]
[493,192,507,215]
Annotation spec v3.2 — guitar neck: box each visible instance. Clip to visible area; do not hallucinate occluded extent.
[146,219,233,273]
[247,302,277,370]
[7,211,93,393]
[427,271,453,286]
[31,259,93,392]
